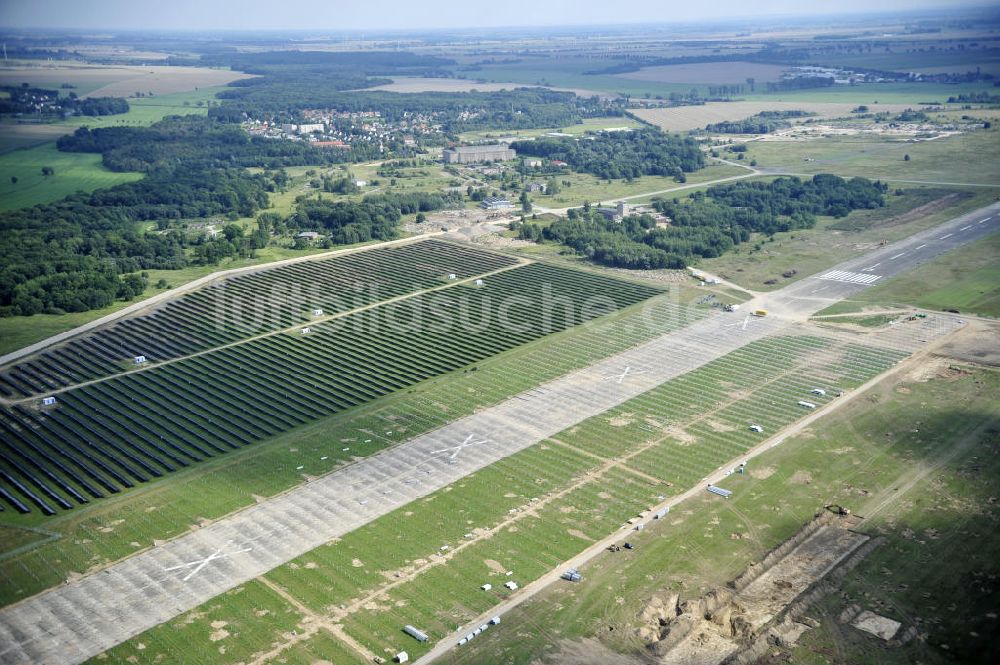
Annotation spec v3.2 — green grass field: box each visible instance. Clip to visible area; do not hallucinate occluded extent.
[445,354,1000,665]
[0,143,143,210]
[816,230,1000,319]
[90,332,908,663]
[696,187,997,291]
[748,127,1000,186]
[458,115,645,142]
[0,87,227,211]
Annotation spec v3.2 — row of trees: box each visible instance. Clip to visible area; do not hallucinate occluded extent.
[705,110,815,134]
[510,128,704,181]
[517,175,886,271]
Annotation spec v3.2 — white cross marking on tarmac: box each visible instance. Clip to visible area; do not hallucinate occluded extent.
[601,366,648,384]
[723,315,754,330]
[815,270,882,285]
[430,434,489,460]
[164,542,253,582]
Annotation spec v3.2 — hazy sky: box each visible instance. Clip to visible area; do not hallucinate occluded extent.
[0,0,984,31]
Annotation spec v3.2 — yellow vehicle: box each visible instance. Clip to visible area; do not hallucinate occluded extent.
[753,309,768,317]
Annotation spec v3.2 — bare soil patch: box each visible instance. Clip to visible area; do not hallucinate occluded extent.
[789,470,813,485]
[656,519,870,665]
[484,559,506,574]
[664,425,696,446]
[540,637,644,665]
[609,413,635,427]
[567,529,594,541]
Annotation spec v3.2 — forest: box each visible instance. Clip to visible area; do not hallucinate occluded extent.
[0,85,130,117]
[57,115,379,171]
[518,175,886,270]
[509,128,704,181]
[0,166,279,317]
[0,115,342,317]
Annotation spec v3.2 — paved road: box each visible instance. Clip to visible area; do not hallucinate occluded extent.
[0,203,996,665]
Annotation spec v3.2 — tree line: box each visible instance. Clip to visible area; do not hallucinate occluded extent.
[705,110,815,134]
[517,175,886,270]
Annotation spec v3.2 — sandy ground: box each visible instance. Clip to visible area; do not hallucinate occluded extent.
[761,121,964,142]
[633,102,915,132]
[0,65,253,98]
[660,523,869,665]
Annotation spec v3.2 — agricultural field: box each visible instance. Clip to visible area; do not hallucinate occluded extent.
[802,48,1000,77]
[462,55,993,102]
[94,330,913,663]
[617,61,789,85]
[364,77,543,93]
[695,188,999,291]
[0,64,253,98]
[0,286,701,604]
[816,230,1000,319]
[444,332,1000,665]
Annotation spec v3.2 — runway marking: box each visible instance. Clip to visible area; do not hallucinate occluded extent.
[602,366,648,384]
[978,218,991,224]
[960,225,972,231]
[939,233,953,239]
[430,434,489,461]
[809,285,830,294]
[861,262,880,272]
[888,252,905,260]
[816,270,882,285]
[164,542,253,582]
[914,244,928,250]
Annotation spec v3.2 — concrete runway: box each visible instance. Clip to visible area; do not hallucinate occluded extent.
[0,202,997,665]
